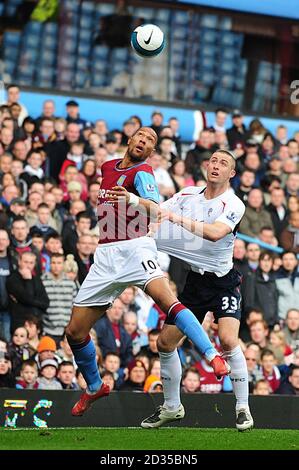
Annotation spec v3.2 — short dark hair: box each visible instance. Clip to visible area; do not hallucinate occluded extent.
[148,329,160,337]
[58,361,74,371]
[261,349,275,360]
[76,211,91,222]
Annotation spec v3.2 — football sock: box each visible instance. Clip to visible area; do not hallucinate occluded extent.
[68,334,102,393]
[168,302,218,362]
[223,345,248,409]
[159,350,182,411]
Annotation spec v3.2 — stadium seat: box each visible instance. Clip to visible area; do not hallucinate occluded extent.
[154,9,170,22]
[24,21,43,35]
[218,16,232,30]
[200,29,219,44]
[200,14,218,29]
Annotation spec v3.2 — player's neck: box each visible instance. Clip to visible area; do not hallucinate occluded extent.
[204,182,229,200]
[119,154,140,169]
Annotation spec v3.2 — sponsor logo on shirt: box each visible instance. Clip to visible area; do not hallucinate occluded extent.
[146,183,156,192]
[208,208,213,217]
[226,211,238,223]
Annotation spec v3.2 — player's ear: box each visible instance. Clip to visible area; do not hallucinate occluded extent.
[230,168,236,179]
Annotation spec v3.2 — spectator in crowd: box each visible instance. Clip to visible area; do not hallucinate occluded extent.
[258,227,278,246]
[268,330,293,365]
[285,173,299,199]
[57,361,79,390]
[261,349,281,392]
[249,320,269,349]
[240,308,264,343]
[123,311,142,356]
[234,170,256,205]
[35,100,56,129]
[74,233,94,285]
[65,100,86,131]
[185,129,216,178]
[140,329,160,360]
[47,122,81,181]
[148,152,175,202]
[226,109,247,152]
[0,229,11,341]
[6,251,49,332]
[5,84,28,126]
[233,239,250,278]
[94,298,133,367]
[120,358,147,391]
[24,315,42,353]
[253,379,271,396]
[102,370,116,391]
[244,345,263,392]
[243,252,278,328]
[180,366,201,393]
[42,253,78,344]
[212,108,227,133]
[0,352,15,388]
[30,203,57,238]
[239,189,274,238]
[62,210,91,256]
[15,360,39,389]
[8,326,32,376]
[169,159,195,192]
[38,358,62,390]
[245,243,261,272]
[102,352,124,390]
[150,111,164,136]
[280,211,299,253]
[275,251,299,321]
[275,366,299,395]
[266,187,289,242]
[288,196,299,215]
[282,308,299,351]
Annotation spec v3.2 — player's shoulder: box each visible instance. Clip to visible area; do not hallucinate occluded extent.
[135,162,154,175]
[101,159,121,172]
[178,186,204,197]
[225,189,246,212]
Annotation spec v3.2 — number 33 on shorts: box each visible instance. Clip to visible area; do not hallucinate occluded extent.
[221,296,239,312]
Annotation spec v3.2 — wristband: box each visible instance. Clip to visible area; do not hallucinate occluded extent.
[128,192,140,207]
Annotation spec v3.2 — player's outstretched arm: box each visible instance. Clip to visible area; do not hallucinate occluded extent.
[107,186,160,220]
[159,209,231,242]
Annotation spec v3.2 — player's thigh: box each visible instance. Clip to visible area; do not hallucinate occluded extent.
[66,305,108,342]
[157,324,185,353]
[124,236,164,288]
[145,277,178,312]
[218,316,240,351]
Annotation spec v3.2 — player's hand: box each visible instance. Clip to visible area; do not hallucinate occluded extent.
[158,209,181,225]
[106,186,129,203]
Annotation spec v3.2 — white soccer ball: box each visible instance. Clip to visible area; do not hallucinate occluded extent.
[131,24,165,58]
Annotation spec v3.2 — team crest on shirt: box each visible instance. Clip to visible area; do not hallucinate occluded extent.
[226,211,238,223]
[208,208,213,216]
[116,175,127,186]
[146,183,155,192]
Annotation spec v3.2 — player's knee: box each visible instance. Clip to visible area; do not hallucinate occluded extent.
[65,324,85,344]
[157,335,174,353]
[220,336,238,352]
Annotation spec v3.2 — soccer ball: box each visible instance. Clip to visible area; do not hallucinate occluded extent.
[131,24,165,58]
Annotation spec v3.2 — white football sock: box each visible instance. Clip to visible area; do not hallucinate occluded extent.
[159,350,182,411]
[223,345,249,410]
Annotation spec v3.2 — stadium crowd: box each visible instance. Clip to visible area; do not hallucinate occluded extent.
[0,85,299,396]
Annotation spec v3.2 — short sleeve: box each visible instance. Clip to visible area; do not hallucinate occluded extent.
[134,171,160,203]
[215,197,245,231]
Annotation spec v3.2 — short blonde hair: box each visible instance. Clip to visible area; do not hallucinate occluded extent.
[63,254,78,274]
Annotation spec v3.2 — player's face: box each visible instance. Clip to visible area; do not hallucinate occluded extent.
[127,127,157,162]
[207,153,235,184]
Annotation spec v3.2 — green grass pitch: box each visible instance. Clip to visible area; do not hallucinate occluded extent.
[1,427,299,450]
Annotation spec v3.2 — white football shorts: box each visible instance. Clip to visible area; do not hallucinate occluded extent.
[74,236,164,307]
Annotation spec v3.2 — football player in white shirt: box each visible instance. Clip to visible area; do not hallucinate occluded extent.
[142,149,254,431]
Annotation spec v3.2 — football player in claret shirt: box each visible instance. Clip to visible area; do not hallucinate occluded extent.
[65,127,229,417]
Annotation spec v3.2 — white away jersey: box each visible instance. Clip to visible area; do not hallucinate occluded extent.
[154,186,245,277]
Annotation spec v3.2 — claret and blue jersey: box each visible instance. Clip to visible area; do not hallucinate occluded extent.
[97,159,159,244]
